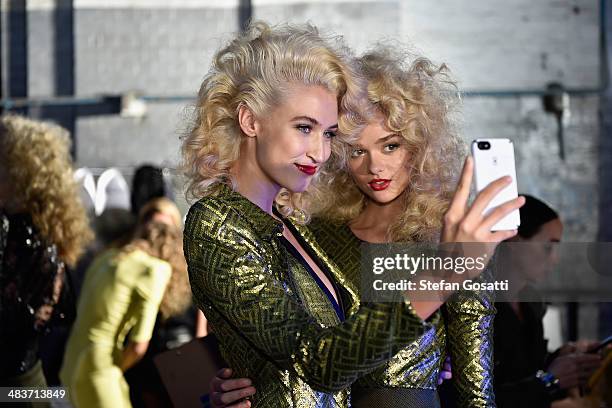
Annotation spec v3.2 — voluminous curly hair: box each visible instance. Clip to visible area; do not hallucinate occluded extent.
[310,45,465,242]
[123,197,190,321]
[0,114,93,266]
[181,20,366,219]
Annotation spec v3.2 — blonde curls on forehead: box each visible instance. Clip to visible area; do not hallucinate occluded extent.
[181,21,366,216]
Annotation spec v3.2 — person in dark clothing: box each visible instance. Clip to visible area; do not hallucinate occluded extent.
[0,115,92,396]
[493,195,601,407]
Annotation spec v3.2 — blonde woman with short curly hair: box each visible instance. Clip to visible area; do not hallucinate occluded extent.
[0,114,92,392]
[182,21,365,221]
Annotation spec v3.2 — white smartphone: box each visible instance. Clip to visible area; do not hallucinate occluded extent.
[471,138,520,231]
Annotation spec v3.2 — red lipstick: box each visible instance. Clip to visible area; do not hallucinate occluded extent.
[295,164,317,175]
[368,179,391,191]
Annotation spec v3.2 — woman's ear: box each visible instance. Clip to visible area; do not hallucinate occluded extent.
[238,104,258,138]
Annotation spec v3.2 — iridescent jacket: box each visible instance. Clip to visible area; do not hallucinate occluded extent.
[184,186,429,408]
[306,219,496,408]
[0,211,66,378]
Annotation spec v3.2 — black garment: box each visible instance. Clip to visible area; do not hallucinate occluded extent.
[125,307,199,407]
[0,212,68,380]
[493,301,563,408]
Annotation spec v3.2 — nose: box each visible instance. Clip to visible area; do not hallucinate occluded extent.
[307,132,330,164]
[368,151,384,175]
[549,245,560,266]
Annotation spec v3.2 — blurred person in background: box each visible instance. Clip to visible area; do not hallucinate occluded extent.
[494,195,603,408]
[60,197,186,408]
[124,198,196,408]
[129,163,208,340]
[0,115,93,397]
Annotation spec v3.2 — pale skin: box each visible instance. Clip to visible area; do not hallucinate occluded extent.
[234,83,341,305]
[210,113,525,407]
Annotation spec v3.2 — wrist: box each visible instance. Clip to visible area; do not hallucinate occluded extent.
[535,370,563,401]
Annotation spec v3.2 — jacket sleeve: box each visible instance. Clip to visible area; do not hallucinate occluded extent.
[445,267,497,408]
[184,200,428,393]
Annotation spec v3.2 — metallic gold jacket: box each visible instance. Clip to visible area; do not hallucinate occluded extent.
[307,219,496,408]
[184,186,429,408]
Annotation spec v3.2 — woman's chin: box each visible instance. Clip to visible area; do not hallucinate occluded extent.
[363,191,401,206]
[283,180,312,194]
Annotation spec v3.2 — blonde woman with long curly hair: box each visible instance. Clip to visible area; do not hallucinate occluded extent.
[211,45,527,408]
[60,197,187,408]
[182,21,522,407]
[303,46,500,408]
[0,115,92,393]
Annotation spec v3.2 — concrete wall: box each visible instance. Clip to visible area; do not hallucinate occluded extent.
[9,0,601,237]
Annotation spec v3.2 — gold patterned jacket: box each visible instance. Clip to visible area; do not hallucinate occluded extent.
[184,185,429,408]
[306,219,497,408]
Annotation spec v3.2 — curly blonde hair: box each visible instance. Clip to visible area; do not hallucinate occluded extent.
[310,45,465,242]
[0,114,93,266]
[124,198,190,320]
[181,21,366,219]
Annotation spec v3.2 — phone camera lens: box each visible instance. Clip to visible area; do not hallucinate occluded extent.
[478,142,491,150]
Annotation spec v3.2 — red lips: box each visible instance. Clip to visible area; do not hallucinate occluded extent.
[295,164,317,175]
[368,179,391,191]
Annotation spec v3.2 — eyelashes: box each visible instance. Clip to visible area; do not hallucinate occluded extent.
[324,130,338,139]
[350,148,365,158]
[350,143,401,158]
[384,143,400,152]
[295,124,337,139]
[296,124,312,134]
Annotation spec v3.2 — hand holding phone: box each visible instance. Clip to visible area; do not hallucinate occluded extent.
[589,335,612,353]
[471,139,521,231]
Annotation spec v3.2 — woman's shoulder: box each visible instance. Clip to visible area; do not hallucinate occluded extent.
[185,190,283,251]
[1,211,36,235]
[116,249,172,290]
[0,211,60,264]
[308,217,357,246]
[128,249,171,272]
[186,195,252,241]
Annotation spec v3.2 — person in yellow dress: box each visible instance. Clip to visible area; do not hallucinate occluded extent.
[60,198,184,408]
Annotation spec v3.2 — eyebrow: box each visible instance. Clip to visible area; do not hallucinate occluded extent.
[291,116,338,129]
[376,133,401,144]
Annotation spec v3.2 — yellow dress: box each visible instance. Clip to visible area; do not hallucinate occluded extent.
[60,249,171,408]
